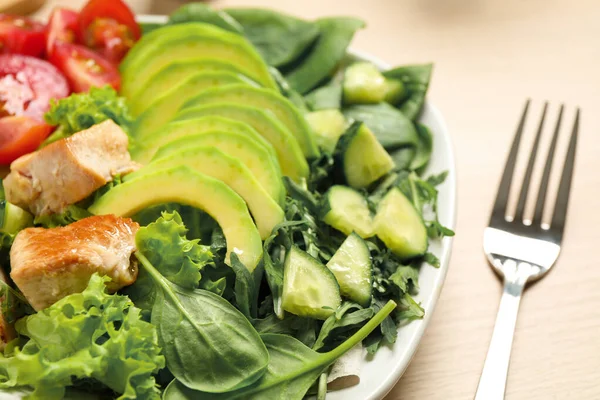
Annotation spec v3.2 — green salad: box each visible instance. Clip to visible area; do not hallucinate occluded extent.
[0,3,453,399]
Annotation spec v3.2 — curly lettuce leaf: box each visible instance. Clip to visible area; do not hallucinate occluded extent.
[43,86,134,146]
[0,274,164,400]
[135,211,213,289]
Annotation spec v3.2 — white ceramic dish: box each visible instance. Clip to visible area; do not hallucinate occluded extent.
[0,15,456,400]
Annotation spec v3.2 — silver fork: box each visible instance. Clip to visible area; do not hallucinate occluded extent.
[474,101,580,400]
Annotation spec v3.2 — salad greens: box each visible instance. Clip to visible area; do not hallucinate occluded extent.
[0,274,164,400]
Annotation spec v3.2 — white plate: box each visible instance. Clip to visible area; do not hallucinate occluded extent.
[0,16,456,400]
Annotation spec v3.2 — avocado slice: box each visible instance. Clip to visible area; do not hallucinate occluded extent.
[183,85,319,158]
[132,72,253,138]
[120,23,277,99]
[128,58,256,116]
[89,166,262,271]
[125,147,284,239]
[175,104,308,181]
[153,131,285,206]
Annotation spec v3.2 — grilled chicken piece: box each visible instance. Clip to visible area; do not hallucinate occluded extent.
[10,215,139,310]
[3,120,139,216]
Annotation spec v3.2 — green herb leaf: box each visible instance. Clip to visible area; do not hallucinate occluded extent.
[33,205,92,228]
[227,8,320,67]
[305,81,343,111]
[389,264,420,293]
[383,64,433,121]
[411,122,433,172]
[0,274,164,400]
[163,301,397,400]
[312,302,374,351]
[169,4,243,33]
[231,253,257,320]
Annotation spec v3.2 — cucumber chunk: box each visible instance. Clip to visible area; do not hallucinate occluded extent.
[343,62,387,105]
[304,109,348,153]
[327,233,372,307]
[282,246,342,320]
[374,188,428,259]
[339,122,395,189]
[321,185,373,238]
[383,78,407,105]
[0,201,32,234]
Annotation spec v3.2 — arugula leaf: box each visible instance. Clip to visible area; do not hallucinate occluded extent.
[163,301,397,400]
[285,17,365,94]
[0,274,164,400]
[135,211,213,289]
[227,8,320,68]
[169,3,243,33]
[135,251,269,394]
[397,293,425,321]
[312,302,374,351]
[43,86,134,146]
[383,64,433,121]
[389,264,420,293]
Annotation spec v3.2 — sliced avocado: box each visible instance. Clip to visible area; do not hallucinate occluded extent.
[120,23,277,98]
[128,58,255,116]
[153,131,285,206]
[125,147,284,239]
[175,104,309,182]
[89,166,263,271]
[132,72,253,139]
[182,85,319,158]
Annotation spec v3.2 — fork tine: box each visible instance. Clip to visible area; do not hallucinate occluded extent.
[550,108,580,235]
[490,100,530,222]
[532,105,564,225]
[514,102,548,222]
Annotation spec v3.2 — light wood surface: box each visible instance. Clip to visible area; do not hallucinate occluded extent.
[0,0,45,14]
[33,1,600,399]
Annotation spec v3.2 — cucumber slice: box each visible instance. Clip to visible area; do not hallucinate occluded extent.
[321,185,373,238]
[282,246,342,320]
[304,109,348,153]
[383,78,407,105]
[327,233,372,307]
[339,122,395,189]
[0,201,32,234]
[374,188,428,259]
[343,62,387,105]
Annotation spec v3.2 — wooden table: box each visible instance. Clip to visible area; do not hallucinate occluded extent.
[32,1,600,399]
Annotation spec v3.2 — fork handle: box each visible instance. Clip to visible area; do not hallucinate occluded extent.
[475,260,529,400]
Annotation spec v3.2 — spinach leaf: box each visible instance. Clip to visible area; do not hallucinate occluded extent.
[140,22,164,35]
[411,122,433,172]
[227,8,320,68]
[304,80,343,111]
[285,17,365,94]
[384,64,433,121]
[163,300,397,400]
[169,3,243,33]
[231,253,257,319]
[342,102,419,150]
[269,67,309,112]
[253,314,318,348]
[135,251,269,393]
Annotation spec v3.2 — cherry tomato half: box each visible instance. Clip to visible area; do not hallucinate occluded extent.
[49,42,120,93]
[0,54,69,121]
[0,116,53,165]
[0,15,46,57]
[46,8,78,56]
[78,0,140,63]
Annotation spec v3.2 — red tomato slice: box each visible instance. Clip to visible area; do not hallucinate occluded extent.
[46,8,79,56]
[49,42,120,93]
[0,54,69,122]
[0,116,52,165]
[78,0,140,63]
[0,15,46,57]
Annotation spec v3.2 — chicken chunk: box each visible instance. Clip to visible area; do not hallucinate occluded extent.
[10,215,139,310]
[3,120,139,216]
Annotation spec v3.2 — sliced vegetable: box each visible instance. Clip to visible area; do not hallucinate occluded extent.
[0,54,69,121]
[227,8,319,67]
[0,116,52,164]
[342,62,387,104]
[285,17,365,94]
[0,15,46,57]
[304,109,347,153]
[0,200,32,234]
[46,8,79,56]
[49,42,121,92]
[374,187,428,259]
[383,78,406,105]
[338,122,395,189]
[281,246,342,320]
[327,233,372,306]
[383,63,433,120]
[321,185,373,238]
